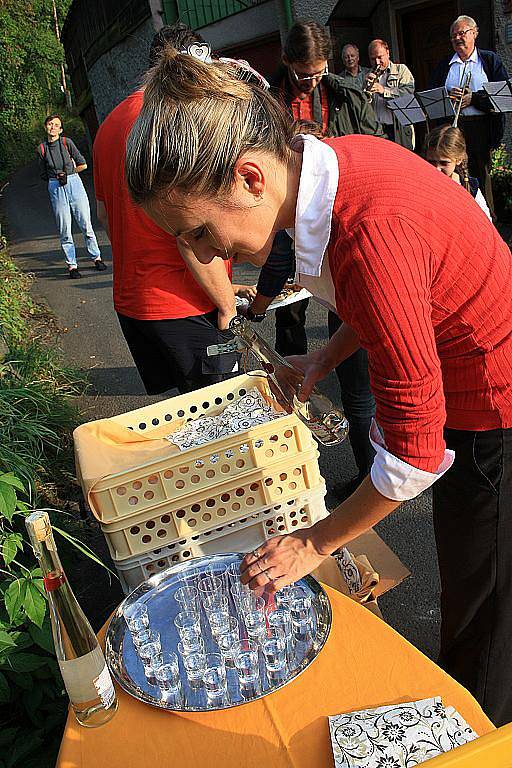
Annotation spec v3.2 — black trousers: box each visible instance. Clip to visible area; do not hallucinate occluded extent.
[275,304,376,477]
[458,116,494,216]
[433,427,512,726]
[117,310,238,395]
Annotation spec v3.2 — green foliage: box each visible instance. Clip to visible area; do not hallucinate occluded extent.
[0,253,35,348]
[491,144,512,223]
[0,0,74,181]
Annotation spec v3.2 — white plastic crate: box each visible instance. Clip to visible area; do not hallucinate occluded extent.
[114,483,329,594]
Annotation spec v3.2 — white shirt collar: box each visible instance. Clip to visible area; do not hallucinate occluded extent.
[286,135,339,277]
[449,48,478,65]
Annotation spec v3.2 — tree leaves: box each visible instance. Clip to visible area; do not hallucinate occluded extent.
[2,532,23,566]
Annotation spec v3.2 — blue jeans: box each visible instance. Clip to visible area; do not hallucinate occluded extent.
[48,174,100,268]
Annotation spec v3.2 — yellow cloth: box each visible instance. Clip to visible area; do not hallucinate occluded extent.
[73,420,184,518]
[56,587,493,768]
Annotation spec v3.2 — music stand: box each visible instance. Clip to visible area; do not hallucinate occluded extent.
[416,87,455,122]
[482,80,512,113]
[388,94,426,126]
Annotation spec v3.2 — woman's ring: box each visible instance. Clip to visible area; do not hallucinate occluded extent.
[252,548,261,559]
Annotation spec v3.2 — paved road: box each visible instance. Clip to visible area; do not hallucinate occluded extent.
[2,160,441,657]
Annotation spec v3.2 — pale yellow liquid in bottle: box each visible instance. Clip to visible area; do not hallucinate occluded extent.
[59,646,118,727]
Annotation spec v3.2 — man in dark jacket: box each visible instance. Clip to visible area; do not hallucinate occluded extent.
[245,21,381,499]
[429,14,509,214]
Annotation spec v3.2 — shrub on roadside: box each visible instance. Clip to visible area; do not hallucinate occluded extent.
[491,144,512,223]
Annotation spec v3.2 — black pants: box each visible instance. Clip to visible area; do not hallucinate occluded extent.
[275,304,376,477]
[433,427,512,726]
[458,116,494,216]
[117,310,238,395]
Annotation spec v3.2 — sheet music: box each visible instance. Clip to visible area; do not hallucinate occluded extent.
[416,87,455,120]
[482,80,512,113]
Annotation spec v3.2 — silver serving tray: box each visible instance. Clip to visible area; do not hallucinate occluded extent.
[105,553,332,712]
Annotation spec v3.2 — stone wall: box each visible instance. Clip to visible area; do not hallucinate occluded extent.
[88,17,157,123]
[494,0,512,152]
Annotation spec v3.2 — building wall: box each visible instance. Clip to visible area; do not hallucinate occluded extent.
[494,0,512,150]
[87,16,158,123]
[196,0,279,50]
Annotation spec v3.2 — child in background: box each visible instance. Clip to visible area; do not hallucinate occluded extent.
[424,125,492,221]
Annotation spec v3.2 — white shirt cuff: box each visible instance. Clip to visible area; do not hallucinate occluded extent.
[369,420,455,502]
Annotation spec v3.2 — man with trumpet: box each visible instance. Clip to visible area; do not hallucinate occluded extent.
[365,39,415,148]
[429,15,509,217]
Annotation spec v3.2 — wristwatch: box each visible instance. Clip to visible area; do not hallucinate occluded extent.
[247,306,266,323]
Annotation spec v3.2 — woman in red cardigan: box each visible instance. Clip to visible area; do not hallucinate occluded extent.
[125,49,512,725]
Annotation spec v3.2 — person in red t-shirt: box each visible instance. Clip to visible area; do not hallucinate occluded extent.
[125,51,512,724]
[93,23,255,395]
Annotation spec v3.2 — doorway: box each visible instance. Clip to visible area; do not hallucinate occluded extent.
[397,0,457,90]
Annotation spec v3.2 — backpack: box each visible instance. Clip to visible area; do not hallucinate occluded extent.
[39,136,68,157]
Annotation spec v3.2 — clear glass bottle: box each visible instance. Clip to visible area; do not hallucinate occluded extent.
[25,511,118,727]
[227,316,349,446]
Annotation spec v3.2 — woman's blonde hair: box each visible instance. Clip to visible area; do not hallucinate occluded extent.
[126,46,294,204]
[424,125,470,191]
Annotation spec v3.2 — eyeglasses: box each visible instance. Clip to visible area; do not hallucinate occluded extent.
[450,28,475,40]
[290,65,328,83]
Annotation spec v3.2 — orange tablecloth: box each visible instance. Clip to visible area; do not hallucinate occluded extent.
[57,587,493,768]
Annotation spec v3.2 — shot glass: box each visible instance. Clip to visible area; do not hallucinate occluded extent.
[206,597,230,638]
[290,595,313,641]
[138,639,163,683]
[203,653,227,701]
[231,582,253,616]
[233,639,260,685]
[267,608,293,640]
[123,602,149,632]
[262,635,287,672]
[174,610,201,648]
[275,585,304,608]
[244,596,267,641]
[217,617,240,667]
[181,647,206,687]
[174,584,200,615]
[197,574,223,606]
[155,652,181,699]
[131,625,152,649]
[177,637,205,657]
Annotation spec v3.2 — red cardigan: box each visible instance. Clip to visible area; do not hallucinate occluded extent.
[326,135,512,473]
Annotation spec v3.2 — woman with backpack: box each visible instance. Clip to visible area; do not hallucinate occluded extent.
[37,114,106,278]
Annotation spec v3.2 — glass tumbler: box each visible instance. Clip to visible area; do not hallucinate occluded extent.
[198,575,223,606]
[155,652,181,699]
[268,608,292,639]
[233,639,260,684]
[174,584,200,615]
[262,635,287,672]
[123,602,149,632]
[174,610,201,648]
[181,647,206,687]
[217,617,240,667]
[206,596,230,637]
[244,596,267,641]
[290,595,313,640]
[203,653,227,701]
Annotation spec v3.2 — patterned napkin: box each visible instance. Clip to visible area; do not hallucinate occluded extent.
[333,548,363,594]
[329,697,478,767]
[167,388,282,451]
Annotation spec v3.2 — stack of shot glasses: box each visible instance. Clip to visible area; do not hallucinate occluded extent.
[123,602,183,706]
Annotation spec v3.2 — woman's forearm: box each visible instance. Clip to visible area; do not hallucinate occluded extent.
[313,475,400,555]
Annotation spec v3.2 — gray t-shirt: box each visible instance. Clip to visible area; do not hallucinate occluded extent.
[37,137,86,180]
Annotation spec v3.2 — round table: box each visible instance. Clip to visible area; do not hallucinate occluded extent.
[56,586,493,768]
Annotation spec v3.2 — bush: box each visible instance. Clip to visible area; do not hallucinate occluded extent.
[491,144,512,223]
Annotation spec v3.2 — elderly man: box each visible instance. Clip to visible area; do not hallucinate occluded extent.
[340,43,369,90]
[366,39,415,148]
[429,15,509,215]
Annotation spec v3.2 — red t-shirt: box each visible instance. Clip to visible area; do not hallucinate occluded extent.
[290,83,329,133]
[325,136,512,473]
[93,91,231,320]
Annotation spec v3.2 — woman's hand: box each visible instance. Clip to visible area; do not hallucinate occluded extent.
[233,284,257,301]
[286,349,336,402]
[240,528,329,593]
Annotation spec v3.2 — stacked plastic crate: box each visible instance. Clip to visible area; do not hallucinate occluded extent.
[80,373,329,593]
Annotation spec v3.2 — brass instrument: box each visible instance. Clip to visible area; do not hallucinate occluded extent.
[451,64,472,128]
[364,65,385,103]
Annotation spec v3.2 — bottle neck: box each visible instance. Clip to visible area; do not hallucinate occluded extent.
[31,530,66,589]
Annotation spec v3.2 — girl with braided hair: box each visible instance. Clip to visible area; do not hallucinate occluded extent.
[424,125,491,220]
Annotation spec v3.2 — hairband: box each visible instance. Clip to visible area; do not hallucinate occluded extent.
[180,44,270,90]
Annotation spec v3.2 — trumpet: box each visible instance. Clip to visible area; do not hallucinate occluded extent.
[451,64,472,128]
[364,65,385,102]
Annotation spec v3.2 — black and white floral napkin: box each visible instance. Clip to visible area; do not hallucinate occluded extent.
[167,388,282,451]
[329,697,478,768]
